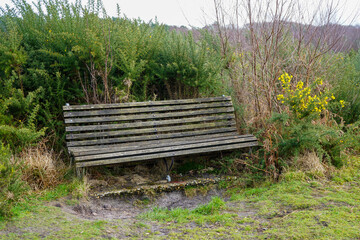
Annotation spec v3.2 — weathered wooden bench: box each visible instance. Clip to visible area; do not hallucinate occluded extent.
[63,96,258,177]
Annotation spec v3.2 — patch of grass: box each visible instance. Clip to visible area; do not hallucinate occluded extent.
[225,160,360,239]
[193,196,225,215]
[140,196,235,225]
[134,221,150,229]
[263,206,360,239]
[1,178,89,220]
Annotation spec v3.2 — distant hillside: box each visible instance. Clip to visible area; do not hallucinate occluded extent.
[167,22,360,52]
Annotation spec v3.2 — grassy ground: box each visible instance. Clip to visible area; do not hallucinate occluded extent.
[1,157,360,239]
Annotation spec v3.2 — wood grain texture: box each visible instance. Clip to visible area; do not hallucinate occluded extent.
[64,101,232,118]
[63,96,258,169]
[66,121,235,140]
[72,135,256,156]
[76,137,258,161]
[67,127,238,147]
[63,96,231,111]
[76,141,258,168]
[65,107,234,124]
[65,115,234,132]
[68,132,241,152]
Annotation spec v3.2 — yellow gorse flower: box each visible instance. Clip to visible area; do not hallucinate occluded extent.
[340,100,345,108]
[277,72,335,118]
[296,81,304,89]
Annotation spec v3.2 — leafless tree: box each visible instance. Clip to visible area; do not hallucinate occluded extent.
[213,0,356,127]
[212,0,358,174]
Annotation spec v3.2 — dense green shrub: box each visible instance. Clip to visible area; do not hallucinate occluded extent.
[268,113,344,168]
[0,75,45,151]
[0,0,225,147]
[329,50,360,124]
[0,143,28,219]
[259,73,360,175]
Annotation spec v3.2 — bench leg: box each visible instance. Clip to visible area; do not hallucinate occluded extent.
[76,167,86,179]
[163,157,174,182]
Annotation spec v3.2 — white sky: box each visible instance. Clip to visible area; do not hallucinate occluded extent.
[1,0,359,27]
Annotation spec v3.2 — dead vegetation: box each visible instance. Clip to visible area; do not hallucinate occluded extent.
[19,140,67,190]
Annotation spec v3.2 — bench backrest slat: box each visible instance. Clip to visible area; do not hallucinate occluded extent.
[67,127,238,147]
[65,115,234,132]
[66,121,235,140]
[68,132,242,153]
[64,101,233,118]
[63,96,232,111]
[65,107,234,124]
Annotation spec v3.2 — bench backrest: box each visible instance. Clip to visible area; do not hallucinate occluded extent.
[63,96,238,153]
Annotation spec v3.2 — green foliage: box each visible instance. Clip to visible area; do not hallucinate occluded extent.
[329,50,360,124]
[0,143,28,219]
[141,196,232,225]
[0,125,44,151]
[0,0,225,150]
[268,112,346,168]
[0,75,45,151]
[193,196,225,215]
[260,70,360,174]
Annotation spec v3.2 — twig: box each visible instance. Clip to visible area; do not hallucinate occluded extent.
[234,158,271,174]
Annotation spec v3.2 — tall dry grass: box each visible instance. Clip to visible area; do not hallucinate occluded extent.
[19,140,67,190]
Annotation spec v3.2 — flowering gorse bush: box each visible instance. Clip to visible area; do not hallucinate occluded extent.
[277,73,343,119]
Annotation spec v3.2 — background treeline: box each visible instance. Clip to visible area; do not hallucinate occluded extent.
[0,0,360,219]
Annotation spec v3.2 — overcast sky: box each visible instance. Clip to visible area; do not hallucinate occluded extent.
[1,0,359,27]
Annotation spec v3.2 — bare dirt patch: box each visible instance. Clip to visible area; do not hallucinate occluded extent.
[52,187,225,220]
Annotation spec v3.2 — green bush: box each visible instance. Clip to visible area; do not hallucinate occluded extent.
[0,0,225,147]
[260,73,360,174]
[269,112,344,167]
[329,50,360,124]
[0,143,29,219]
[0,75,45,151]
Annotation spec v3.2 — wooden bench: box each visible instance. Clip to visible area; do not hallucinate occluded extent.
[63,96,258,176]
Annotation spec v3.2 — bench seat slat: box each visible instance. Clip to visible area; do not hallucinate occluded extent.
[68,132,241,152]
[64,101,232,118]
[72,135,255,156]
[65,115,234,132]
[76,141,258,168]
[67,127,238,147]
[66,121,235,140]
[63,96,231,111]
[65,107,234,124]
[76,136,257,161]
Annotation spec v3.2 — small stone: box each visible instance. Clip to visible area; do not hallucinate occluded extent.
[103,204,111,209]
[92,212,98,216]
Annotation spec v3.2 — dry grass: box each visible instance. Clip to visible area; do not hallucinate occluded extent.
[295,151,330,178]
[19,141,66,190]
